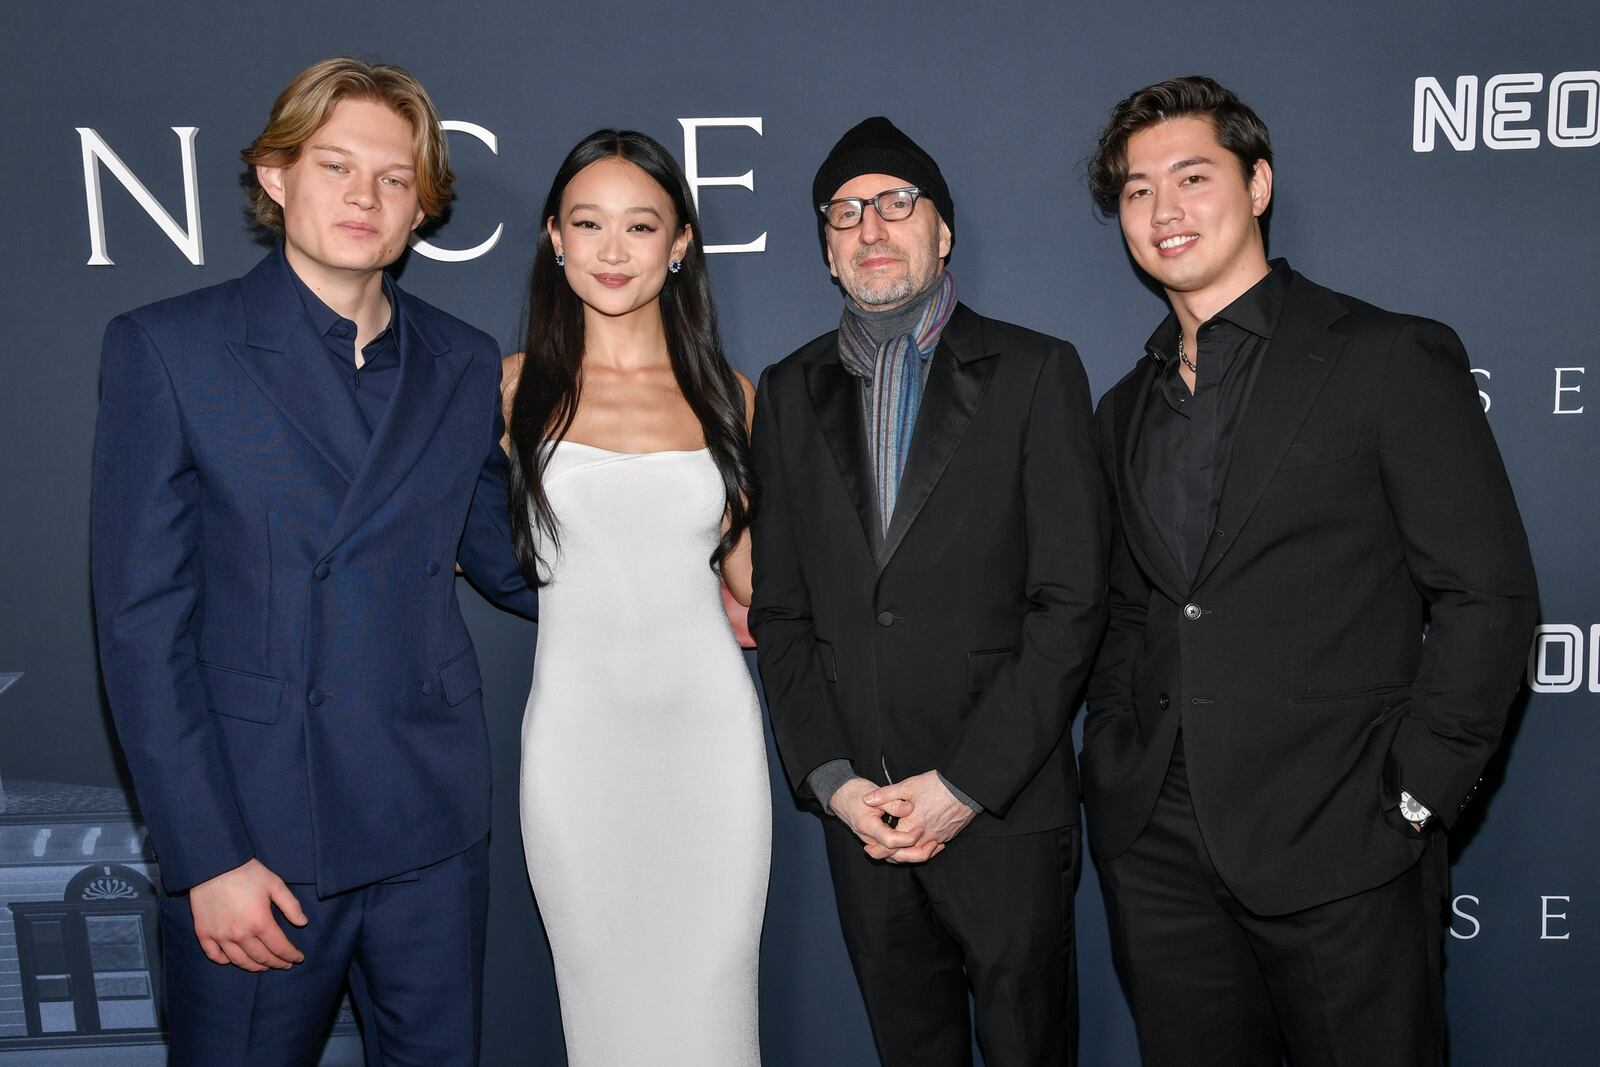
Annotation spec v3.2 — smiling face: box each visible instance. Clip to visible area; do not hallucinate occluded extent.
[256,97,425,285]
[1118,116,1272,311]
[547,156,691,322]
[824,172,951,310]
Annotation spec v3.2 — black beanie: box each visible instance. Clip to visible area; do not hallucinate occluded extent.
[812,116,954,237]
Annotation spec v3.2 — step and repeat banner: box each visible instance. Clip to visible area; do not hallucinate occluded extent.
[1,2,1595,1063]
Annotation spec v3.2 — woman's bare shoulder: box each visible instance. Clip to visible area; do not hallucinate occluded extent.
[734,369,755,431]
[499,353,526,431]
[501,352,525,389]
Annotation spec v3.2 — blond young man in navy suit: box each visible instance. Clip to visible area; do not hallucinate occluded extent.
[92,58,533,1065]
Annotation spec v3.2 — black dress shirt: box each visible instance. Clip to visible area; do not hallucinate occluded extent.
[285,250,403,435]
[1132,260,1290,582]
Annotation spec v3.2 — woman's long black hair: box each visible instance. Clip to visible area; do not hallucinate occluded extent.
[507,129,757,586]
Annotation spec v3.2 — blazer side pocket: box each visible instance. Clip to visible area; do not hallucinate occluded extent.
[200,661,285,725]
[815,639,838,683]
[438,648,484,707]
[966,648,1015,694]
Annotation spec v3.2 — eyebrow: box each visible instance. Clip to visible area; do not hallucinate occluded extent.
[1124,156,1217,183]
[307,143,415,171]
[567,203,665,220]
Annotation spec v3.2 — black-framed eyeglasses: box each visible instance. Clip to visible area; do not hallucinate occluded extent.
[817,186,922,230]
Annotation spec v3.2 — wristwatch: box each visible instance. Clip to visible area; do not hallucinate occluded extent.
[1399,790,1432,829]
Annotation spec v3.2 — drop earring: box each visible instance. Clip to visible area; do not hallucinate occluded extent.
[554,252,565,266]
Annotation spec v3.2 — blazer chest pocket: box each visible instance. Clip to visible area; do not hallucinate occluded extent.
[815,640,838,683]
[438,649,483,707]
[200,661,285,725]
[1276,421,1363,472]
[966,648,1014,693]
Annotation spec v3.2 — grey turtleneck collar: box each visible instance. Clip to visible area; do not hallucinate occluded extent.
[843,269,946,346]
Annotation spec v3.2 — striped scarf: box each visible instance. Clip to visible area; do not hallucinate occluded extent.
[837,271,957,533]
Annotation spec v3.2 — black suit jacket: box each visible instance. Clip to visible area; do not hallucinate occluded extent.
[750,303,1108,836]
[1084,270,1537,914]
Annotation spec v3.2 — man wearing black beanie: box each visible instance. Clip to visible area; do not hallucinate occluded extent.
[750,116,1109,1065]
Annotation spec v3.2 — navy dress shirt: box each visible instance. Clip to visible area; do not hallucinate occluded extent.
[285,250,403,435]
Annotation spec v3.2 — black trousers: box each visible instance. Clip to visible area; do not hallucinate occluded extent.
[822,817,1080,1067]
[158,838,489,1067]
[1097,737,1447,1067]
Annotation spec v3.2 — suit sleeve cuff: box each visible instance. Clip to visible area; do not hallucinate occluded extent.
[806,759,857,818]
[937,771,984,815]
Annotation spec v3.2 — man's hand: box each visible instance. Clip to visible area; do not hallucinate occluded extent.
[188,858,308,971]
[864,771,976,864]
[830,777,918,856]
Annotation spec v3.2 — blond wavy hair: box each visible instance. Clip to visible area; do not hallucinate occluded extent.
[240,57,454,233]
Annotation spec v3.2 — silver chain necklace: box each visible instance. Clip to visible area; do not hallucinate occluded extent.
[1177,331,1198,373]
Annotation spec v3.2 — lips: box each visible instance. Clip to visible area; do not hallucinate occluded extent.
[1156,234,1199,255]
[593,273,632,288]
[337,221,379,237]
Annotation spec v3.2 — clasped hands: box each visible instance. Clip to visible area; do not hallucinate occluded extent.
[830,771,976,864]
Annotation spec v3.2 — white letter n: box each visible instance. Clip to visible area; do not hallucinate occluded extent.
[78,126,204,267]
[1413,76,1478,152]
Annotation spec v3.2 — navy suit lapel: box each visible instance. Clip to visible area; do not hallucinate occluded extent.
[805,355,882,560]
[226,252,368,484]
[1113,358,1188,602]
[1190,274,1348,589]
[878,305,996,572]
[321,288,468,555]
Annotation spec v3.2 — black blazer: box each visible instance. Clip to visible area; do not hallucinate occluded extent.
[1084,270,1537,914]
[750,303,1108,836]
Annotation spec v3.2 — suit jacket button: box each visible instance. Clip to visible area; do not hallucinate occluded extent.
[876,611,895,627]
[313,563,330,581]
[307,688,324,707]
[1183,603,1203,621]
[421,680,434,696]
[1158,693,1170,710]
[425,561,440,577]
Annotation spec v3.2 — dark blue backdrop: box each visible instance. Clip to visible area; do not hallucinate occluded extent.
[2,2,1595,1063]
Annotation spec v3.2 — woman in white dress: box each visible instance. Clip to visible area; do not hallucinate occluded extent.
[501,130,769,1066]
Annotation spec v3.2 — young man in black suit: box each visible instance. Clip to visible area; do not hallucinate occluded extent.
[749,117,1108,1065]
[1083,75,1537,1065]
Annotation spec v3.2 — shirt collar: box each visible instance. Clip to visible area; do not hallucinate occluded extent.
[281,243,397,344]
[1144,258,1291,363]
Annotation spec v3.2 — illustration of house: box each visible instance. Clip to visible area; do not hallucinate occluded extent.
[0,776,164,1060]
[1,677,360,1063]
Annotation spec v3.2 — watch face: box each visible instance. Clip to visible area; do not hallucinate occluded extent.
[1400,797,1427,821]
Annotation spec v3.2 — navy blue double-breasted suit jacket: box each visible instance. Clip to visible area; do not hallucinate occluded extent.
[91,250,535,897]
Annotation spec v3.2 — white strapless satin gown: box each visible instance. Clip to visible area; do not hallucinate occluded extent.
[520,441,769,1066]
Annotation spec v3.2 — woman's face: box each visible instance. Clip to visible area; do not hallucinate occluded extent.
[547,156,691,321]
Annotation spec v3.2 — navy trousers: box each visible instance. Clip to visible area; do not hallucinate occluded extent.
[158,838,488,1067]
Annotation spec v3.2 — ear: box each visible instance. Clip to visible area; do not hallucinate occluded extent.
[1248,158,1273,218]
[936,216,953,260]
[256,164,288,209]
[672,223,693,264]
[410,204,426,232]
[824,233,839,279]
[546,215,562,258]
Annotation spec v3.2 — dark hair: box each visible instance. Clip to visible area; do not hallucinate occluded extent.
[506,129,756,586]
[1088,75,1273,217]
